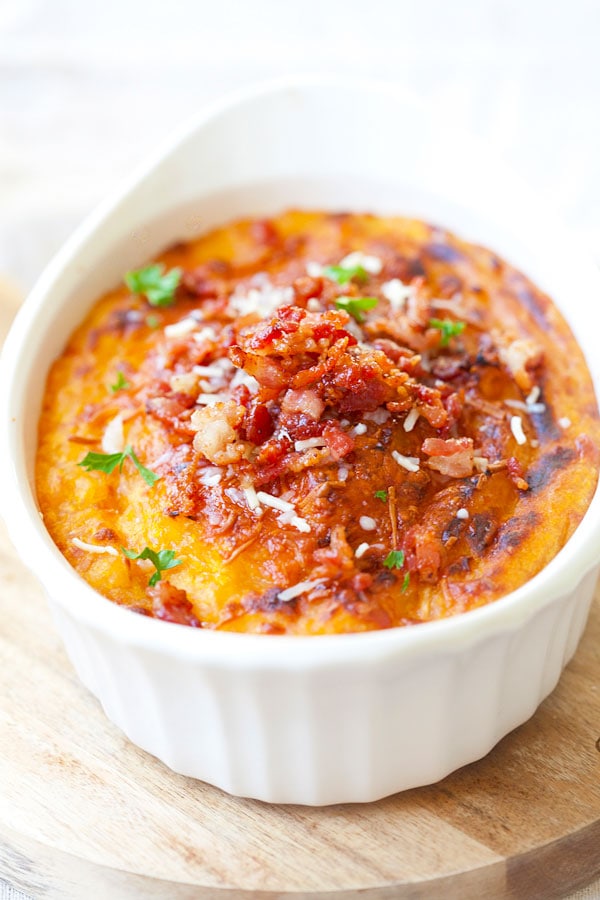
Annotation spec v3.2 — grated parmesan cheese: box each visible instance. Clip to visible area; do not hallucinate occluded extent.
[195,393,229,405]
[277,579,324,602]
[392,450,420,472]
[456,508,469,520]
[364,408,391,424]
[338,466,350,482]
[199,467,223,487]
[339,251,382,274]
[229,282,294,318]
[294,437,328,451]
[558,416,572,429]
[359,515,377,531]
[290,515,311,533]
[256,491,295,513]
[505,398,546,415]
[191,325,218,344]
[101,413,125,454]
[403,408,420,433]
[351,423,368,436]
[526,386,541,405]
[164,317,198,339]
[72,538,119,556]
[306,298,321,311]
[381,278,413,310]
[510,415,527,445]
[306,261,323,277]
[355,542,370,558]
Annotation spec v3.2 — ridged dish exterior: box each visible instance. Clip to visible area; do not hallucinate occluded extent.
[48,566,597,805]
[3,78,600,806]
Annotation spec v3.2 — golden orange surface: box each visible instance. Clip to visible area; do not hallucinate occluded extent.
[36,211,600,633]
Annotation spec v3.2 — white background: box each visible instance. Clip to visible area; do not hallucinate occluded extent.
[1,1,599,897]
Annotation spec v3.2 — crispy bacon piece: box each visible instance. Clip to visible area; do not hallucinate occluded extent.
[190,401,252,465]
[422,437,474,477]
[492,330,544,391]
[147,582,202,627]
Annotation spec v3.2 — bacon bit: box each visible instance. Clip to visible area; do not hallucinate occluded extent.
[245,402,274,445]
[507,456,529,491]
[413,529,441,583]
[422,437,474,477]
[464,394,506,420]
[312,524,355,579]
[147,582,202,627]
[474,456,490,473]
[281,388,325,421]
[493,331,544,391]
[190,401,252,465]
[68,435,98,445]
[322,422,355,459]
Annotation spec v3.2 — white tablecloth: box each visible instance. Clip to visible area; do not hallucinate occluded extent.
[1,0,599,896]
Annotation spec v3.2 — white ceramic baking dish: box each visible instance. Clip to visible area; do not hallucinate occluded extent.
[2,76,600,805]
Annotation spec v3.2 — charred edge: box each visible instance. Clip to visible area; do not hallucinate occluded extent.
[495,510,540,552]
[526,446,577,492]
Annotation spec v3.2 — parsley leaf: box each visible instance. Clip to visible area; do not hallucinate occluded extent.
[429,317,466,347]
[125,264,182,308]
[146,314,161,329]
[401,571,410,593]
[78,445,160,487]
[122,546,181,587]
[335,296,378,323]
[374,490,388,502]
[323,264,368,286]
[383,549,405,569]
[109,371,129,393]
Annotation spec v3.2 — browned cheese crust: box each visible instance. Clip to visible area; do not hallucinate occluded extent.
[36,211,600,633]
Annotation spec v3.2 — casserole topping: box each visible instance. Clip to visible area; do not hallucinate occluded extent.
[36,211,600,633]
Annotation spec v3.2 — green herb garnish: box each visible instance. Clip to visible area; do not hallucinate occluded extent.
[78,445,159,487]
[429,317,466,347]
[109,371,129,393]
[335,296,378,323]
[323,264,368,286]
[145,314,161,329]
[122,546,181,587]
[383,549,405,570]
[401,571,410,593]
[374,490,388,502]
[125,264,182,308]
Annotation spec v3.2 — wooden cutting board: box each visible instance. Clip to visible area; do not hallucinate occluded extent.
[1,285,599,900]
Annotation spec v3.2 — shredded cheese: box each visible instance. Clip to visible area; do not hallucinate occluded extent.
[359,515,377,531]
[456,508,469,520]
[277,579,324,602]
[558,416,572,429]
[392,450,420,472]
[229,283,294,318]
[381,278,413,310]
[355,542,370,558]
[340,251,382,275]
[290,515,311,533]
[510,415,527,445]
[256,491,295,513]
[164,317,198,339]
[101,413,125,454]
[306,261,323,277]
[403,408,420,433]
[351,423,368,436]
[72,538,119,556]
[294,437,328,451]
[473,456,490,472]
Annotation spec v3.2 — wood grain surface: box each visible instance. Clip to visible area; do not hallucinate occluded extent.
[1,286,599,900]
